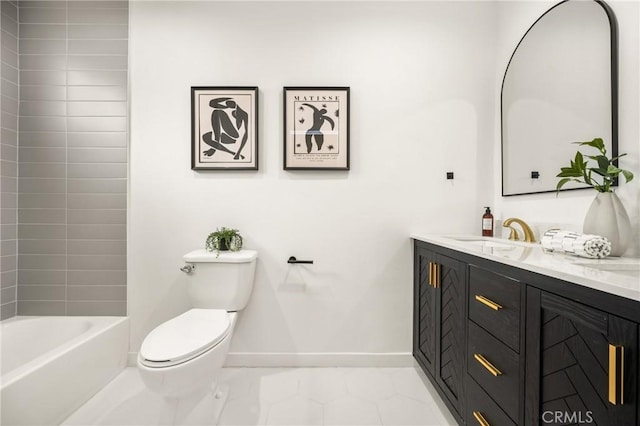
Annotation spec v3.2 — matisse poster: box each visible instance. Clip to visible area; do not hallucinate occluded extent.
[283,87,350,170]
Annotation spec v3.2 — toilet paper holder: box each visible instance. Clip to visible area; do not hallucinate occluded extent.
[287,256,313,264]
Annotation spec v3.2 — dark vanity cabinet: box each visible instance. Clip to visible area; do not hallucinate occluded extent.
[466,266,525,426]
[413,239,640,426]
[525,289,638,426]
[413,246,467,420]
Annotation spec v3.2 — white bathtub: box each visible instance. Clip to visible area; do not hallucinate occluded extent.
[0,316,129,425]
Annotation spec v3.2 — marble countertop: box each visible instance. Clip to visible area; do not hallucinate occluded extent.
[411,234,640,303]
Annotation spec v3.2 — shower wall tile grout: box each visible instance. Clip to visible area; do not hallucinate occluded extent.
[65,0,68,314]
[2,0,129,319]
[1,0,20,320]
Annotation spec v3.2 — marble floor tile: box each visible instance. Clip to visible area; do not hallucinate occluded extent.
[62,366,456,426]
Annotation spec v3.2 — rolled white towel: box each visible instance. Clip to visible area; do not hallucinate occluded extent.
[541,229,576,252]
[541,229,559,251]
[561,233,578,253]
[541,230,611,259]
[541,234,555,250]
[575,235,611,259]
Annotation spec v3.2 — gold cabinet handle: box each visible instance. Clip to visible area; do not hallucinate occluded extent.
[475,295,503,311]
[427,262,440,288]
[608,344,624,405]
[431,262,436,287]
[474,353,502,377]
[473,411,491,426]
[429,262,433,287]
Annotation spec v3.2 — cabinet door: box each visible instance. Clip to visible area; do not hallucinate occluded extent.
[435,253,467,416]
[413,246,437,377]
[526,288,638,426]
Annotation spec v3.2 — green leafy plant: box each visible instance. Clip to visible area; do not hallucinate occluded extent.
[556,138,634,193]
[205,227,243,255]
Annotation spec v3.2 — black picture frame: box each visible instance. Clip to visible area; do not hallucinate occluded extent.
[191,86,258,170]
[283,86,350,170]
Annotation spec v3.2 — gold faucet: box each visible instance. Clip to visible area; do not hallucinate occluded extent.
[503,218,536,243]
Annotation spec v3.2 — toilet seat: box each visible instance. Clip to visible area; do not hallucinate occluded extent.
[139,308,231,368]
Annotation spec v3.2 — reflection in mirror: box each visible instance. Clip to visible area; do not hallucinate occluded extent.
[501,0,617,196]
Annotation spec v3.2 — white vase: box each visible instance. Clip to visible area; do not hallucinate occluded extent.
[583,191,631,257]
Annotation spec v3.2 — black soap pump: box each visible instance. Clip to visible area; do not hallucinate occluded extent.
[482,207,494,237]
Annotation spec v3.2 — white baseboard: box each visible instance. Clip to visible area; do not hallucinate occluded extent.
[128,351,415,368]
[224,352,415,367]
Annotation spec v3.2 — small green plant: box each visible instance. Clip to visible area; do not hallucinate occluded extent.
[556,138,634,194]
[205,227,243,255]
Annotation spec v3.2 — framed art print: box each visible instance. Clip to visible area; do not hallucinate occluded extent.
[191,86,258,170]
[283,87,350,170]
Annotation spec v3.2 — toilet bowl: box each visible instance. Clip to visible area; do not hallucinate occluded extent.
[137,249,257,399]
[137,309,237,398]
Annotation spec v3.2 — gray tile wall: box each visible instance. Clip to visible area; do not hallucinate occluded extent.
[1,0,19,320]
[14,0,128,317]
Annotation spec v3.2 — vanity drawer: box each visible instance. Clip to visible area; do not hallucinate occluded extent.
[466,375,517,426]
[469,266,521,352]
[468,321,520,422]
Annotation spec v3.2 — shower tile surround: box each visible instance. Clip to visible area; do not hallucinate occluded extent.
[0,0,128,319]
[1,1,20,320]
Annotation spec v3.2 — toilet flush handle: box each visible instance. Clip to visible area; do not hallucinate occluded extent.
[180,264,195,274]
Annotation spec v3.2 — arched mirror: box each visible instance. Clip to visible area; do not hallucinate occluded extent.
[501,0,618,196]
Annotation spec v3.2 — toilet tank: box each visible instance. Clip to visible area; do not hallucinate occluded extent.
[183,249,258,311]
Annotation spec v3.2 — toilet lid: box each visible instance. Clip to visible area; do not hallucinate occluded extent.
[139,309,231,368]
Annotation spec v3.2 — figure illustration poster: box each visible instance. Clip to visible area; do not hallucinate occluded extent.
[284,87,350,170]
[191,87,258,170]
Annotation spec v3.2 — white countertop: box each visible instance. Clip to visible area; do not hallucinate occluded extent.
[411,234,640,303]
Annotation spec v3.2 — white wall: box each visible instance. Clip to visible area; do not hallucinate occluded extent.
[493,0,640,255]
[128,1,498,361]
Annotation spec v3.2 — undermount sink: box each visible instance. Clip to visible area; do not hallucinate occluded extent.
[463,240,518,250]
[445,236,534,248]
[446,236,489,242]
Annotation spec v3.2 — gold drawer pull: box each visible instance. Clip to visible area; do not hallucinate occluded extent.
[473,411,491,426]
[608,344,624,405]
[474,353,503,377]
[475,295,502,311]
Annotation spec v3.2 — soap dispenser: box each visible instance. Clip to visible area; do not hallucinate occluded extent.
[482,207,494,237]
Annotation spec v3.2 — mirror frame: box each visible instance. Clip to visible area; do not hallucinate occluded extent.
[500,0,619,196]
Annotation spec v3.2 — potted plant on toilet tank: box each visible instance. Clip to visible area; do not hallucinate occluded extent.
[556,137,634,256]
[206,227,243,255]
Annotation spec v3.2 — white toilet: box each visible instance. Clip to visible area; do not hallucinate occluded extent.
[137,249,257,398]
